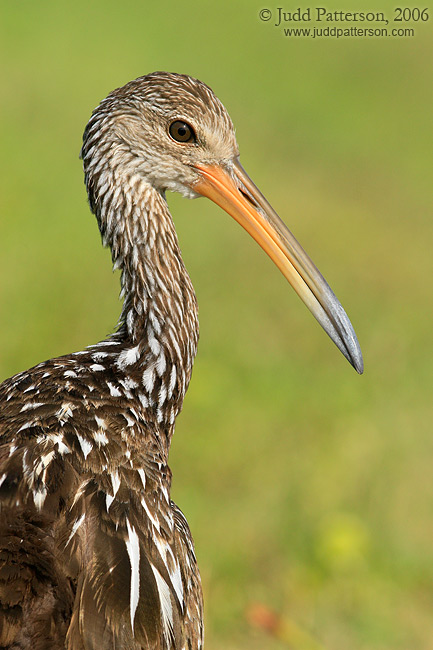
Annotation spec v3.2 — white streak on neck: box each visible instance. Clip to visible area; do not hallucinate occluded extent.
[116,345,140,370]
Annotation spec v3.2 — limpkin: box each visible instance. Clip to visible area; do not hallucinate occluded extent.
[0,72,363,649]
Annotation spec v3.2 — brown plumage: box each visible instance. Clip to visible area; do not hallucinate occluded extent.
[0,72,362,649]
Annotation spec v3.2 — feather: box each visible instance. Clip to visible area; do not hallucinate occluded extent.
[151,564,174,647]
[125,518,140,634]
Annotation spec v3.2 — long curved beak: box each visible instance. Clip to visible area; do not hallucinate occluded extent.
[192,158,363,374]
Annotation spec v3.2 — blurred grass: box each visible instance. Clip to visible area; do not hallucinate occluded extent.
[0,1,432,648]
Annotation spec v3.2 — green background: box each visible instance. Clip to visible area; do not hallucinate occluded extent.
[0,1,432,648]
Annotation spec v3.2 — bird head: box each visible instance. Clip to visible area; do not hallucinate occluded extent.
[82,71,238,198]
[81,71,363,374]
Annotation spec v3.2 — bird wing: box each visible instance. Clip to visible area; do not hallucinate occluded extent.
[0,365,79,648]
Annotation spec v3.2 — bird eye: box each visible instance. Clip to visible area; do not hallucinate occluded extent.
[169,121,196,144]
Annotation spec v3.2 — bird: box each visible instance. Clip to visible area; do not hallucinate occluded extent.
[0,72,363,650]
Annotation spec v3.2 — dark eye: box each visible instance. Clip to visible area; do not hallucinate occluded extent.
[169,121,196,144]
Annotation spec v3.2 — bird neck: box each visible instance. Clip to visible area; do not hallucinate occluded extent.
[92,175,199,432]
